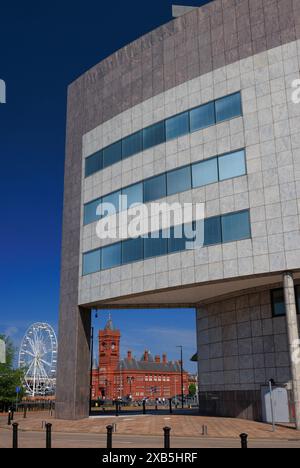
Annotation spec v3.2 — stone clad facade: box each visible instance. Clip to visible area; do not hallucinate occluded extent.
[57,0,300,424]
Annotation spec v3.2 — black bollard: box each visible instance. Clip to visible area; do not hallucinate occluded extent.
[142,399,146,415]
[12,423,18,449]
[7,410,12,425]
[169,398,173,414]
[24,406,27,419]
[11,409,14,421]
[240,433,248,449]
[163,426,171,449]
[46,423,52,449]
[106,425,113,449]
[115,401,119,417]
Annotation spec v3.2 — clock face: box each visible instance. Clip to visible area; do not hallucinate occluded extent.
[111,343,115,350]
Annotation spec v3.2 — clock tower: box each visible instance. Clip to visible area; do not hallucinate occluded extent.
[98,315,120,371]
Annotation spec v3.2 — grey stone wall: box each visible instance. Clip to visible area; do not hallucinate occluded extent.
[57,0,300,418]
[197,286,300,392]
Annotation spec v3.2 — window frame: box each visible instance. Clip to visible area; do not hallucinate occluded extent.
[189,101,216,134]
[85,150,103,178]
[166,164,192,197]
[82,248,101,276]
[215,92,243,124]
[221,209,251,244]
[271,286,300,318]
[102,140,122,168]
[165,111,190,141]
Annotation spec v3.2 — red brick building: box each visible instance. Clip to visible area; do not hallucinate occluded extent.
[91,317,189,401]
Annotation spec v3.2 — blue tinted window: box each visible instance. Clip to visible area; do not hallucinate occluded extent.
[144,174,167,203]
[218,150,246,181]
[190,102,215,133]
[122,238,143,264]
[296,286,300,315]
[221,210,250,243]
[166,112,189,141]
[83,250,101,275]
[101,243,121,270]
[85,151,103,177]
[84,198,102,225]
[103,141,122,168]
[192,158,218,188]
[271,289,286,317]
[203,216,222,246]
[102,190,121,215]
[168,224,194,253]
[143,122,165,150]
[122,131,143,159]
[215,92,242,123]
[144,231,168,259]
[122,183,143,210]
[167,166,191,196]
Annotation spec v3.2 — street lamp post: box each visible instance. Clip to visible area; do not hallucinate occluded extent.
[176,345,184,410]
[127,376,134,400]
[89,325,94,414]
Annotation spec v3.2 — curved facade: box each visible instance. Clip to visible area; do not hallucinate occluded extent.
[57,0,300,422]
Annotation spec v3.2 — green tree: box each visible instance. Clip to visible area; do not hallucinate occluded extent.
[0,335,24,403]
[188,383,196,397]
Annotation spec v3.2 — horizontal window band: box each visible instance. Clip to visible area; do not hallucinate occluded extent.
[84,92,242,178]
[82,209,251,276]
[83,148,247,226]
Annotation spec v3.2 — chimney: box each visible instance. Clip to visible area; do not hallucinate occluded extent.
[127,350,132,360]
[155,355,160,363]
[144,350,149,361]
[162,353,167,364]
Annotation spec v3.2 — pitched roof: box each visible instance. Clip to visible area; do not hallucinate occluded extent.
[117,357,185,373]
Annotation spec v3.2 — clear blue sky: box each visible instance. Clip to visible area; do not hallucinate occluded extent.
[0,0,209,372]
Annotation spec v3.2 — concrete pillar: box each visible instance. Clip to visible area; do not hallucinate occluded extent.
[56,306,91,420]
[283,272,300,430]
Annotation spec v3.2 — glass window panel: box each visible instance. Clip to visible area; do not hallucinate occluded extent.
[168,224,193,253]
[101,243,121,270]
[271,289,286,317]
[122,131,143,159]
[83,250,101,275]
[221,210,251,243]
[218,150,246,181]
[192,158,218,188]
[143,121,165,150]
[102,190,121,215]
[203,216,222,246]
[296,286,300,314]
[122,237,143,264]
[166,112,189,141]
[215,92,242,123]
[103,141,122,168]
[167,166,191,196]
[144,174,167,203]
[85,151,103,177]
[144,231,168,259]
[122,183,143,210]
[84,198,102,225]
[190,102,215,132]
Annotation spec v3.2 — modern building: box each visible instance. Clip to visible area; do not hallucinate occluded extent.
[56,0,300,427]
[91,317,188,401]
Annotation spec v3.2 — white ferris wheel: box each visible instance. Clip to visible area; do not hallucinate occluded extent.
[18,323,57,397]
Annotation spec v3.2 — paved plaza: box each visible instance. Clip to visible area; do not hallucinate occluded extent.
[1,411,300,448]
